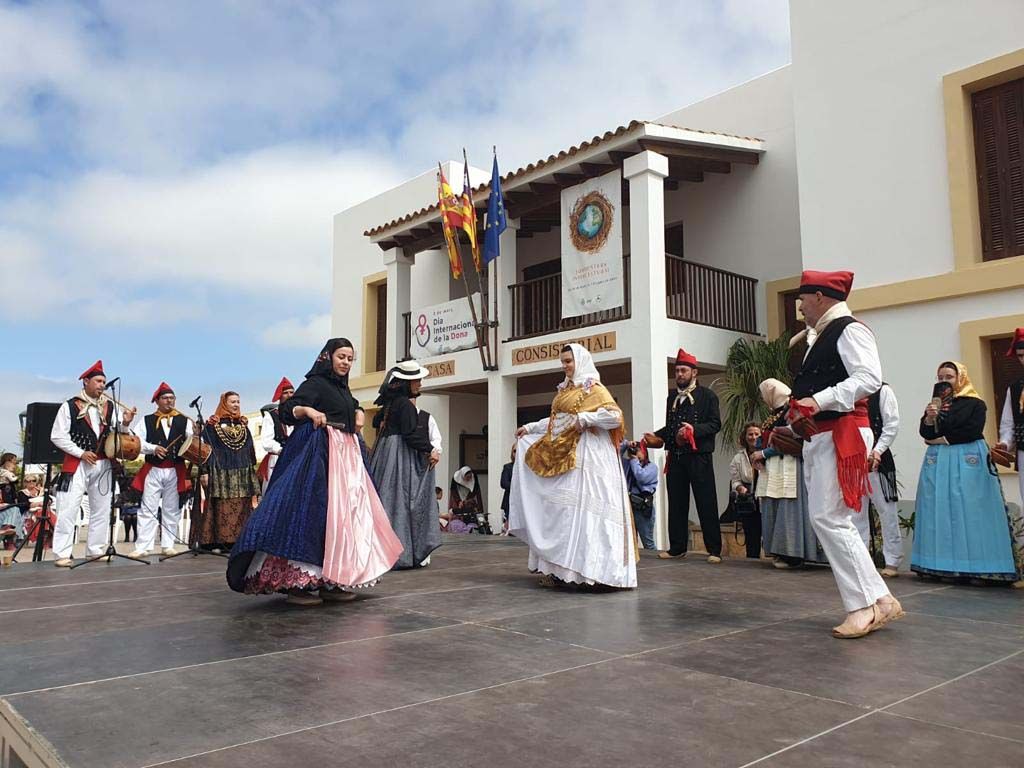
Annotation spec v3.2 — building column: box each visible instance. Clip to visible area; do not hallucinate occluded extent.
[623,151,669,440]
[384,247,414,365]
[625,151,670,551]
[486,374,516,533]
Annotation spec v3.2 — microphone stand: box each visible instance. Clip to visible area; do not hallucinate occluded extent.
[161,399,227,560]
[11,463,55,563]
[72,378,148,569]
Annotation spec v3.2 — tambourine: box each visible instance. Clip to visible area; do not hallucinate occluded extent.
[768,431,803,457]
[990,445,1014,468]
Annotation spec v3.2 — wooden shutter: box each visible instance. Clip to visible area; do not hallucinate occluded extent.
[990,336,1020,423]
[973,78,1024,261]
[375,284,387,372]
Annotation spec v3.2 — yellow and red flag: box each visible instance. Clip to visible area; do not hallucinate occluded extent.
[437,165,463,279]
[461,155,481,273]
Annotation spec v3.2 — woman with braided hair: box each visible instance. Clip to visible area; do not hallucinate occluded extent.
[228,338,403,605]
[369,360,440,569]
[510,343,637,589]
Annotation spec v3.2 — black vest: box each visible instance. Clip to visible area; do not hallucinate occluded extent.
[791,316,859,421]
[867,386,898,502]
[65,397,112,454]
[1011,379,1024,447]
[268,409,289,446]
[143,413,188,465]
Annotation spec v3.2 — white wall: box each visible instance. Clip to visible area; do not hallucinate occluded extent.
[658,67,803,331]
[332,162,488,364]
[444,392,489,513]
[789,0,1024,286]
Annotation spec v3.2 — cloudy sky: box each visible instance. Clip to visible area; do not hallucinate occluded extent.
[0,0,789,452]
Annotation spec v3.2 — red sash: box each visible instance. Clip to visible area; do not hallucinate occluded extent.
[131,461,188,494]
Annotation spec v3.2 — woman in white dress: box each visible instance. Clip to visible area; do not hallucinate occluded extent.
[510,343,638,589]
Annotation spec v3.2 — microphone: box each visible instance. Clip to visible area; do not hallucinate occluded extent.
[104,377,120,390]
[189,395,202,409]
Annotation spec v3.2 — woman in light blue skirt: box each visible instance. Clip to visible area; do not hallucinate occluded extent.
[912,361,1023,585]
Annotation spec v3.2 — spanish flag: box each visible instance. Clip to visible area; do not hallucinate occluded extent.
[438,166,463,279]
[461,153,481,273]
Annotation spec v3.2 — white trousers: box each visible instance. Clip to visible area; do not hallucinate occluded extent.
[855,471,904,568]
[52,461,113,559]
[804,427,890,612]
[138,466,181,551]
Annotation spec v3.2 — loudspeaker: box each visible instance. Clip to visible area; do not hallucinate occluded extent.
[24,402,64,465]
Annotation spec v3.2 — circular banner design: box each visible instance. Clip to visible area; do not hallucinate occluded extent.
[569,190,614,253]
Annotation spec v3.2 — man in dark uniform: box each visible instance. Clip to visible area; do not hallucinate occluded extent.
[644,348,723,563]
[996,327,1024,506]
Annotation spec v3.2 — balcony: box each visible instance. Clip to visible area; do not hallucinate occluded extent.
[665,254,757,334]
[402,256,758,357]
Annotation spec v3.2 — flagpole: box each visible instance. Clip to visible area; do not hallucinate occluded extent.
[439,162,488,372]
[490,145,501,371]
[453,228,489,372]
[463,148,492,370]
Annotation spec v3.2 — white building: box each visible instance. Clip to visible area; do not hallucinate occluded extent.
[334,0,1024,537]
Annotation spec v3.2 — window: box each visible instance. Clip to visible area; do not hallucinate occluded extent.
[972,77,1024,261]
[990,336,1021,422]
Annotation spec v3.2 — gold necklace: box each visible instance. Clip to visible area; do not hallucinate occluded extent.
[215,421,249,451]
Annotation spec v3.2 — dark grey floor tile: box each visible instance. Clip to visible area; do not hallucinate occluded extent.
[6,623,606,768]
[888,650,1024,742]
[0,570,226,611]
[168,657,863,768]
[481,585,821,654]
[899,585,1024,626]
[755,710,1024,767]
[646,610,1024,708]
[0,602,456,695]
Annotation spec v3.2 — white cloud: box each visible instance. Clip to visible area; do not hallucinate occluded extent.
[0,147,406,323]
[259,314,331,349]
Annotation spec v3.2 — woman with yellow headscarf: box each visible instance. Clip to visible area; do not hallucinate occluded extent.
[914,361,1023,585]
[509,343,637,589]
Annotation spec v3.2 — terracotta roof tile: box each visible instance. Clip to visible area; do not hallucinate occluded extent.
[363,120,762,238]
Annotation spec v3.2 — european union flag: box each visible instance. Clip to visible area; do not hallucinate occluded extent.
[482,154,506,264]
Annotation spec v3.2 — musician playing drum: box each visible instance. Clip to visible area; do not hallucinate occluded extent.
[50,360,136,567]
[129,382,193,558]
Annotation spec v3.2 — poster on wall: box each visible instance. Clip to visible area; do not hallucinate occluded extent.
[411,293,482,357]
[560,169,624,319]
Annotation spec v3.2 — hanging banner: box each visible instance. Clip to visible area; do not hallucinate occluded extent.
[410,293,482,357]
[560,169,624,319]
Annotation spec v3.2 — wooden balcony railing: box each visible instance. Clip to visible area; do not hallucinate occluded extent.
[665,255,757,334]
[405,255,757,352]
[507,256,632,341]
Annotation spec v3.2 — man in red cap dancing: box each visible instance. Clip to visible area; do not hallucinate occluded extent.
[258,377,295,492]
[49,361,136,566]
[996,327,1024,507]
[130,382,193,557]
[790,270,903,638]
[643,348,723,562]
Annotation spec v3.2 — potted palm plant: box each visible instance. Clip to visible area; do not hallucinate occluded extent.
[716,334,794,447]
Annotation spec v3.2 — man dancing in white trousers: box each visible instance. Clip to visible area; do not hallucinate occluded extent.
[789,270,904,639]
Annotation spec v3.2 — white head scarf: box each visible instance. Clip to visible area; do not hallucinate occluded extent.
[453,466,476,500]
[758,378,792,410]
[560,343,600,391]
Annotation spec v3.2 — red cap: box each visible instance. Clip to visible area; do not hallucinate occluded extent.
[272,377,295,402]
[675,348,698,368]
[1007,328,1024,357]
[151,382,174,402]
[79,360,105,381]
[798,270,854,301]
